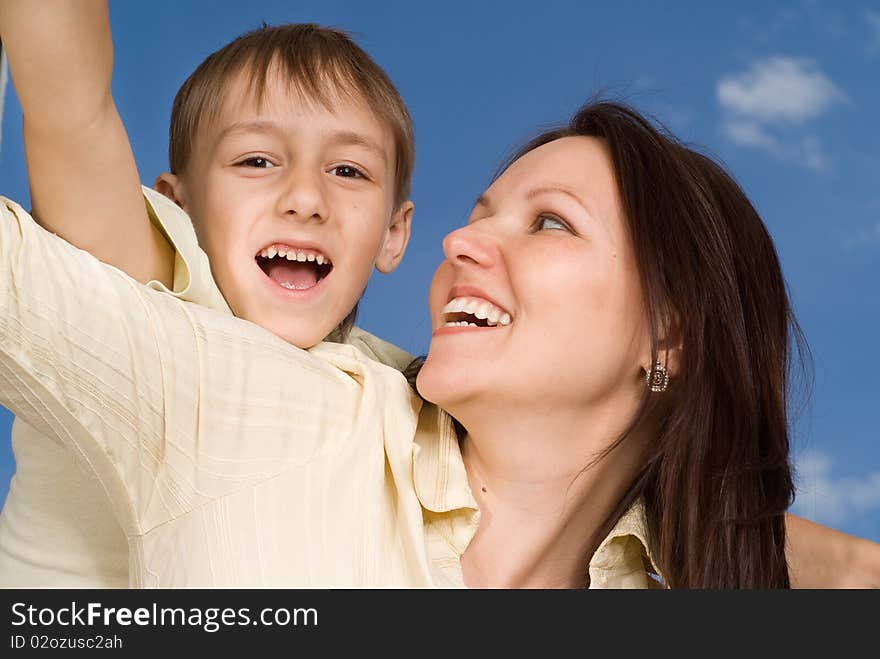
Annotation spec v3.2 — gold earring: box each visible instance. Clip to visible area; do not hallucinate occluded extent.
[645,362,669,392]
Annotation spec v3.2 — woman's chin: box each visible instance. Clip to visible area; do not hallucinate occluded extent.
[416,359,477,409]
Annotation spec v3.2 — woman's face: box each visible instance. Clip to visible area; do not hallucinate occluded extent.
[418,136,652,419]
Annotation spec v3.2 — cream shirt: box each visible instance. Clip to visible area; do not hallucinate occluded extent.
[0,193,658,588]
[0,189,226,586]
[0,189,413,588]
[414,403,661,589]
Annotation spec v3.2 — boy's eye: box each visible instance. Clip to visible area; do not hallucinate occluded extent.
[330,165,365,179]
[238,157,274,168]
[535,214,570,232]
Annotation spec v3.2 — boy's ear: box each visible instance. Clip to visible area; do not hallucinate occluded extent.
[375,200,414,274]
[154,173,188,211]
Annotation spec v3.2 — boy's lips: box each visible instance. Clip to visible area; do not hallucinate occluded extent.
[255,242,333,292]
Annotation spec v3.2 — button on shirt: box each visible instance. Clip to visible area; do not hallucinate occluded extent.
[0,193,659,588]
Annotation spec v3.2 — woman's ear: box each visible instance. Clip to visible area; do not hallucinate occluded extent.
[639,306,683,384]
[657,307,683,379]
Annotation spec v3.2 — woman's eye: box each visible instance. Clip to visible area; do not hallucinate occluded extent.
[330,165,365,178]
[536,215,569,231]
[238,157,274,169]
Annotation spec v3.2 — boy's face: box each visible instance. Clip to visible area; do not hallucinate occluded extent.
[158,69,412,348]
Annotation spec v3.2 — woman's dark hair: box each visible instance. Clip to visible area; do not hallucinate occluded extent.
[411,100,803,588]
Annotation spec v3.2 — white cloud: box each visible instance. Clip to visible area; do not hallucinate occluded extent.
[718,57,844,124]
[869,11,880,52]
[791,449,880,528]
[659,105,696,131]
[800,136,828,172]
[842,220,880,249]
[716,57,843,170]
[720,120,829,172]
[722,120,782,152]
[740,5,849,46]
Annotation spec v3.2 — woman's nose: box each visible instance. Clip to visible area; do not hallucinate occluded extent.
[442,223,498,269]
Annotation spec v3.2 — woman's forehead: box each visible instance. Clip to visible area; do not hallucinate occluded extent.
[487,136,620,210]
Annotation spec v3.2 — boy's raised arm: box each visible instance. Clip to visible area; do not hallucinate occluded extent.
[0,0,172,286]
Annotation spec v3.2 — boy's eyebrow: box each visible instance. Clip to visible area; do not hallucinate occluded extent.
[326,130,388,164]
[215,120,282,142]
[214,123,387,164]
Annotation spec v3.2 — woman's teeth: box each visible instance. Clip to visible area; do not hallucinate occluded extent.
[441,296,512,328]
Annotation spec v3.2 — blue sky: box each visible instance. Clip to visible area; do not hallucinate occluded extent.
[1,0,878,543]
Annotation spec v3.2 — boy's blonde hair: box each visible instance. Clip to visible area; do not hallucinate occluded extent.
[168,23,415,207]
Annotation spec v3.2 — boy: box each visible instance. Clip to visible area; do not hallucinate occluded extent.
[0,1,416,586]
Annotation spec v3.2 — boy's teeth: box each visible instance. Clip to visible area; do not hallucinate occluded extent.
[258,246,332,266]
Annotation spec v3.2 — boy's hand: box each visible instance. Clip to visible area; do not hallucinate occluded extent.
[0,0,172,286]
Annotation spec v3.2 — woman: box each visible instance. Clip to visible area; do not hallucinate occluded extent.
[413,100,848,587]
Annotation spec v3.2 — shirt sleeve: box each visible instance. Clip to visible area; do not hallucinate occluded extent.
[141,186,230,314]
[0,195,413,537]
[345,326,417,373]
[0,196,181,533]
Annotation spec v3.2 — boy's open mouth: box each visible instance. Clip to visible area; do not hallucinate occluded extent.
[256,245,333,291]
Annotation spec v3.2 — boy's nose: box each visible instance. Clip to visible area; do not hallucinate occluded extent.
[277,167,328,222]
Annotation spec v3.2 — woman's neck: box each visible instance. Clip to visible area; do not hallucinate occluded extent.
[454,400,649,589]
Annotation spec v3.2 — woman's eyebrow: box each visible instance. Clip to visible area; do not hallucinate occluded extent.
[474,186,594,217]
[526,185,592,215]
[473,193,492,210]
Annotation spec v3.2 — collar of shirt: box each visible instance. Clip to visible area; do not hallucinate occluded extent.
[589,497,664,589]
[413,403,663,589]
[141,187,661,588]
[142,186,231,314]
